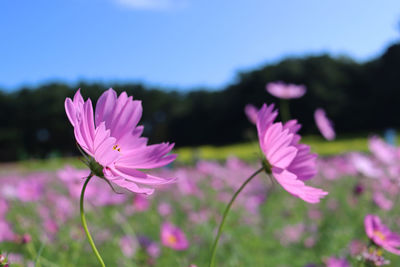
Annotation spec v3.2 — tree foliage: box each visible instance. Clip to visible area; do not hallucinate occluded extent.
[1,43,400,161]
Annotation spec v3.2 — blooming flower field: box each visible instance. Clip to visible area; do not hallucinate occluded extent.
[1,85,400,267]
[1,147,400,266]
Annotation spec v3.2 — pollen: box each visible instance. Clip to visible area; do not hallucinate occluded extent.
[113,144,121,152]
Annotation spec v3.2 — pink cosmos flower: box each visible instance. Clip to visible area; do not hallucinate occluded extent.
[65,88,177,195]
[314,108,335,141]
[256,103,328,203]
[244,104,259,124]
[326,257,350,267]
[160,222,189,250]
[266,81,306,99]
[364,214,400,255]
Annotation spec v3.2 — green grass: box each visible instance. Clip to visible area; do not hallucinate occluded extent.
[176,135,370,163]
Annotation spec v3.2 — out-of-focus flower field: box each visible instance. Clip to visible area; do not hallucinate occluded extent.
[1,136,400,266]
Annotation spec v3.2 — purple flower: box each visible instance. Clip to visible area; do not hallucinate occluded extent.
[256,103,328,203]
[65,89,177,195]
[365,214,400,255]
[160,222,189,250]
[266,81,306,99]
[314,108,335,141]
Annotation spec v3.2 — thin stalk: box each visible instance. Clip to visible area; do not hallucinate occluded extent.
[80,174,106,267]
[208,167,265,267]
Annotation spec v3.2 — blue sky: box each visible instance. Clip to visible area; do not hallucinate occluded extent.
[1,0,400,91]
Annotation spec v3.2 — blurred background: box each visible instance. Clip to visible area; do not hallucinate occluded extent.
[1,0,400,162]
[3,2,400,267]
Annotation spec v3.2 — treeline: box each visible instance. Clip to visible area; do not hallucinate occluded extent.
[1,42,400,161]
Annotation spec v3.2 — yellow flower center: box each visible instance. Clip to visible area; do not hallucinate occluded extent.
[167,234,177,244]
[374,230,386,241]
[113,144,121,152]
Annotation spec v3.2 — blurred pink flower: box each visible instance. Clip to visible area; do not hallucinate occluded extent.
[365,214,400,255]
[373,192,393,211]
[244,104,258,124]
[57,165,126,206]
[326,257,350,267]
[65,88,177,195]
[160,222,189,250]
[350,152,383,178]
[44,219,59,236]
[147,242,161,258]
[314,108,335,141]
[362,249,390,266]
[369,136,397,165]
[308,209,322,220]
[57,165,91,198]
[266,81,306,99]
[138,236,161,258]
[133,194,150,212]
[0,221,15,242]
[6,253,24,265]
[349,240,365,256]
[120,235,138,258]
[279,223,304,245]
[256,103,328,203]
[0,200,8,219]
[304,236,316,248]
[158,202,172,217]
[17,179,43,202]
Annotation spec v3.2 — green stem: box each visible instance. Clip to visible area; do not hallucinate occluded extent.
[208,167,264,267]
[80,174,106,267]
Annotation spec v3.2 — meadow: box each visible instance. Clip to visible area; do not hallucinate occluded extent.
[1,135,400,267]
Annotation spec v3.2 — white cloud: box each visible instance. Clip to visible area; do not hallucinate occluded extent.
[114,0,187,10]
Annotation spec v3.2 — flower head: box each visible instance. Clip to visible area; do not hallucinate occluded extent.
[256,103,328,203]
[65,89,177,195]
[365,214,400,255]
[160,222,189,250]
[314,108,335,141]
[266,81,306,99]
